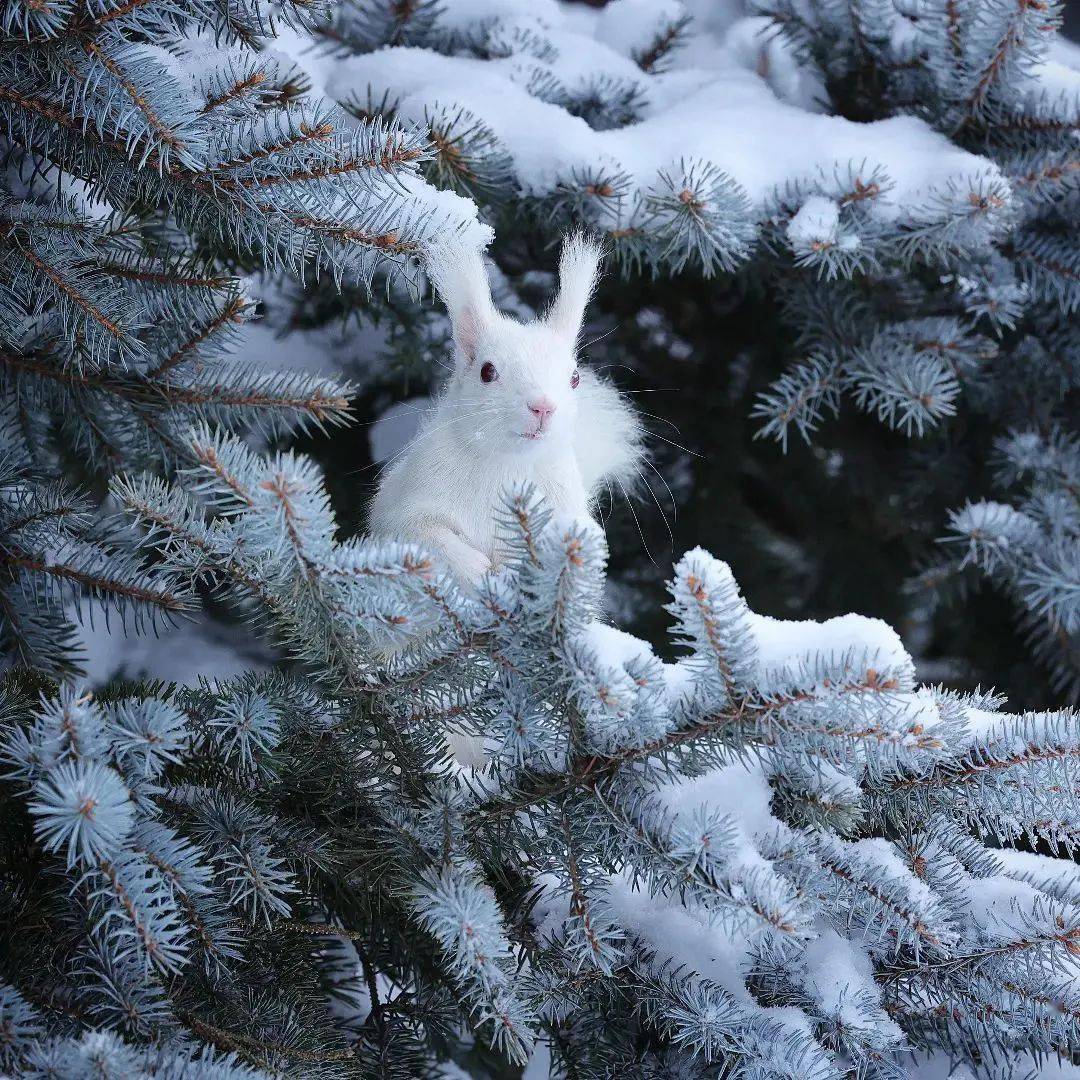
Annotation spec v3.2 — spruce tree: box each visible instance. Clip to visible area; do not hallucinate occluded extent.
[7,429,1080,1075]
[0,0,476,675]
[3,0,1080,1077]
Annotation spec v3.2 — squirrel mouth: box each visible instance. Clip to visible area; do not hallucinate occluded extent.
[520,428,546,440]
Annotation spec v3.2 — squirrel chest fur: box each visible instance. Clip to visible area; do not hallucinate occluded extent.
[368,235,641,584]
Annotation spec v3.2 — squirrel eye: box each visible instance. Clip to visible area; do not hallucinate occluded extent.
[571,369,580,389]
[480,361,498,383]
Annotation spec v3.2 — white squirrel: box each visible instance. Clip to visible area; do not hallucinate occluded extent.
[368,234,643,583]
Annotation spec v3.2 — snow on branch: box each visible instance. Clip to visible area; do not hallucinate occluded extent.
[98,429,1080,1073]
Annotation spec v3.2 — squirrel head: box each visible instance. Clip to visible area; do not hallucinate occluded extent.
[426,233,603,453]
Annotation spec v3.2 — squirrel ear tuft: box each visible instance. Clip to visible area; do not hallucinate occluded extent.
[426,244,496,364]
[546,232,604,344]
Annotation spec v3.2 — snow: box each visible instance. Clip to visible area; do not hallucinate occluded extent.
[723,16,826,111]
[848,836,935,908]
[266,26,338,98]
[748,610,914,689]
[323,3,1010,242]
[527,757,807,1034]
[799,929,901,1040]
[327,49,606,197]
[522,1041,551,1079]
[1030,58,1080,101]
[591,0,687,60]
[878,688,950,750]
[396,172,495,250]
[1047,36,1080,74]
[603,868,757,1000]
[74,602,272,687]
[438,1064,479,1080]
[679,0,747,41]
[536,26,650,92]
[437,0,563,32]
[580,621,655,671]
[655,760,776,851]
[602,105,994,222]
[961,706,1007,741]
[661,656,698,702]
[598,870,838,1055]
[1032,37,1080,101]
[995,848,1080,893]
[576,562,925,754]
[653,762,786,900]
[577,601,917,718]
[787,195,842,248]
[578,617,730,725]
[962,872,1043,942]
[911,1054,1080,1080]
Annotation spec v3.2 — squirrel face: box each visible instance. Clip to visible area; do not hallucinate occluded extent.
[447,314,582,453]
[425,233,604,456]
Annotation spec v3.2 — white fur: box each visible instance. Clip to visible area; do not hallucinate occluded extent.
[368,234,642,583]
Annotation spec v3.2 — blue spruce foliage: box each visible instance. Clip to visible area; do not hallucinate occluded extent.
[0,0,454,673]
[2,0,1080,1075]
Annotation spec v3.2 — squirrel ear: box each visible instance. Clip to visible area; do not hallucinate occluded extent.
[426,244,496,365]
[546,232,604,344]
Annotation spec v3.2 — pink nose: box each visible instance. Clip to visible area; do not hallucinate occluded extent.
[528,397,556,426]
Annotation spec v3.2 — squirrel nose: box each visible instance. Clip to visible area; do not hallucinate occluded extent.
[528,397,556,425]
